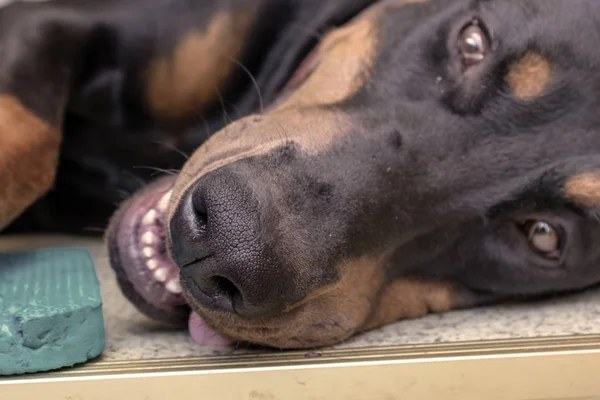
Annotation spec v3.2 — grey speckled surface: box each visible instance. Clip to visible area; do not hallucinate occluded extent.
[0,234,599,361]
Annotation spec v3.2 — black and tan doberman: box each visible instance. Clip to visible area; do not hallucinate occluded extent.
[3,0,600,348]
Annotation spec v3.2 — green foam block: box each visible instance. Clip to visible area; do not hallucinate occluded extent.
[0,248,105,375]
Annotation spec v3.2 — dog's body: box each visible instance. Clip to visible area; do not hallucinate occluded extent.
[4,0,600,348]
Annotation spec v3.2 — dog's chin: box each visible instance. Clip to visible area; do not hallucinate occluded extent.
[186,304,359,350]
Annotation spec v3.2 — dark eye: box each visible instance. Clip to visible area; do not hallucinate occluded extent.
[458,20,490,67]
[523,220,562,259]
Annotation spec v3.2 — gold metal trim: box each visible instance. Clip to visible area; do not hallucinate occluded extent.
[3,334,600,399]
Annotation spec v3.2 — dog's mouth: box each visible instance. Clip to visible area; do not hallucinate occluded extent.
[106,41,324,347]
[106,176,232,346]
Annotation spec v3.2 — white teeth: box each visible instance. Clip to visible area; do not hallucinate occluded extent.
[146,259,158,270]
[157,190,172,212]
[142,231,158,245]
[165,279,182,294]
[142,247,155,258]
[142,209,157,225]
[153,268,167,282]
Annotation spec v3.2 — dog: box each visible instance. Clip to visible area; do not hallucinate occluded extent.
[3,0,600,349]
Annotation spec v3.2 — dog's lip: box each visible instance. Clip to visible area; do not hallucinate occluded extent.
[190,304,354,349]
[106,176,190,325]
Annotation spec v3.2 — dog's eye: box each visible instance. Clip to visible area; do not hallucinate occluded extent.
[523,220,561,259]
[458,21,489,67]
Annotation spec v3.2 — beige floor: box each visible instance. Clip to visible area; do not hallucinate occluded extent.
[1,234,600,361]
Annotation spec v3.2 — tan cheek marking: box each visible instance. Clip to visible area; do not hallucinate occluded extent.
[564,172,600,207]
[287,254,387,316]
[505,52,553,101]
[145,10,255,122]
[0,95,60,229]
[286,255,388,345]
[361,279,455,331]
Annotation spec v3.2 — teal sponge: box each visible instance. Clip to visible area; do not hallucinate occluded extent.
[0,248,105,375]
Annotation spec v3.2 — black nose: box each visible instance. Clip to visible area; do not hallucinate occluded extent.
[169,166,296,318]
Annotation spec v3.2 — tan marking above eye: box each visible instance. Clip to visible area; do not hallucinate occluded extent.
[145,9,256,122]
[564,172,600,207]
[505,52,553,100]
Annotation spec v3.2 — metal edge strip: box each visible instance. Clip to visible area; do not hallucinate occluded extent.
[3,334,600,399]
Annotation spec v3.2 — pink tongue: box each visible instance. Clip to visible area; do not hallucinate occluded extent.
[188,312,232,346]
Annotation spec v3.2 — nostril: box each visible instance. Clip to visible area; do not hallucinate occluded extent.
[201,274,241,299]
[195,274,244,313]
[212,276,241,302]
[191,193,208,232]
[169,185,212,267]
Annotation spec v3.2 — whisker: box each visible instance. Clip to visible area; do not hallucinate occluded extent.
[225,100,244,122]
[132,166,180,177]
[116,189,132,199]
[83,226,106,233]
[127,172,148,189]
[228,57,264,115]
[273,119,290,143]
[152,169,180,177]
[214,87,231,127]
[201,116,213,140]
[148,139,190,161]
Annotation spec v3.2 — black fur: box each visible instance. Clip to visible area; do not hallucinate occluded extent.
[5,0,600,343]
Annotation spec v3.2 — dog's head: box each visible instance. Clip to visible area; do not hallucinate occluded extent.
[108,0,600,348]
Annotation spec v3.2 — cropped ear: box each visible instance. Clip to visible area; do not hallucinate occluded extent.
[0,5,96,229]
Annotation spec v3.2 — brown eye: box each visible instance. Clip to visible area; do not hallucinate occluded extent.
[523,220,561,259]
[458,21,489,67]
